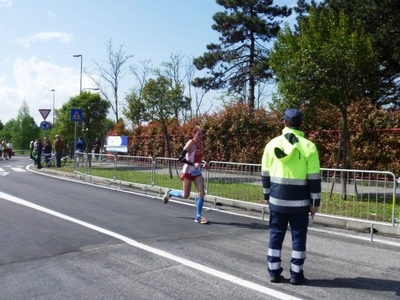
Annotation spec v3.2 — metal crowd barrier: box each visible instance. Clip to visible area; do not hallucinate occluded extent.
[76,154,399,227]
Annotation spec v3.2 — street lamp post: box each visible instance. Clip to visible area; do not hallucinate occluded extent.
[51,89,55,126]
[82,87,99,92]
[73,54,83,93]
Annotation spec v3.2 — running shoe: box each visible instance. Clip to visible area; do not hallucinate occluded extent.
[194,216,209,224]
[163,189,170,204]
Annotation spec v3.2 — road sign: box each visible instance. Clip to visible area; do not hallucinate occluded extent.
[71,108,83,122]
[40,120,51,130]
[39,109,51,120]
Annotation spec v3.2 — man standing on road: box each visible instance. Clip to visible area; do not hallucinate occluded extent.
[261,108,321,285]
[35,138,43,169]
[54,135,64,167]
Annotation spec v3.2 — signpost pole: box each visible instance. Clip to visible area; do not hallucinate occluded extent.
[70,108,83,169]
[74,122,77,169]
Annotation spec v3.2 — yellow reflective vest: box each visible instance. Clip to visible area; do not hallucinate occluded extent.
[261,127,321,214]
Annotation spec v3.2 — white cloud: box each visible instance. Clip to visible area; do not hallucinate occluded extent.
[15,31,73,48]
[0,0,13,8]
[0,56,97,126]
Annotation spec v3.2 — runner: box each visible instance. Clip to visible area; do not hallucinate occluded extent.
[163,126,210,224]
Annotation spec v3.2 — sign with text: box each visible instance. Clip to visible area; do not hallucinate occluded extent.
[105,136,128,153]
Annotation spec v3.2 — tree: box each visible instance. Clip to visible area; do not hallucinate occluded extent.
[293,0,320,32]
[125,75,188,163]
[269,8,377,172]
[89,39,133,123]
[155,54,192,122]
[2,101,39,150]
[305,0,400,108]
[186,56,213,118]
[192,0,291,110]
[56,91,110,155]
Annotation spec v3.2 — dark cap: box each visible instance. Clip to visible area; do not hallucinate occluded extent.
[283,108,303,123]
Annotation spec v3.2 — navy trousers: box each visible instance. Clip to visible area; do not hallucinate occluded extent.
[267,211,309,280]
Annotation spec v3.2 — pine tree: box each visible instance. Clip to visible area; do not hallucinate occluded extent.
[193,0,291,110]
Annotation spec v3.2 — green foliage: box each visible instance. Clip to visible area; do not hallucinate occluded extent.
[193,0,291,110]
[56,91,110,154]
[0,101,40,149]
[270,8,378,169]
[321,0,400,107]
[124,75,190,159]
[270,8,377,110]
[125,76,189,126]
[203,103,277,162]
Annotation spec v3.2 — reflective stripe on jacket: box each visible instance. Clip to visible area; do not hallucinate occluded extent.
[261,127,321,214]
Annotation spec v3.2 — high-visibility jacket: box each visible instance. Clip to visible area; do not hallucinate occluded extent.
[261,127,321,214]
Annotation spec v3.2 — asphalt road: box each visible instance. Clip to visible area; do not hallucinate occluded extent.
[0,156,399,300]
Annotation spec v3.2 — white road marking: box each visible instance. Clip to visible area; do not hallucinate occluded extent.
[11,167,26,172]
[0,191,302,300]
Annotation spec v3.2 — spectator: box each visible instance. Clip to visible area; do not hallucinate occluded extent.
[43,137,53,167]
[93,137,101,161]
[0,138,3,160]
[30,140,35,160]
[35,138,43,169]
[76,136,86,166]
[54,135,64,167]
[7,140,13,159]
[0,138,8,160]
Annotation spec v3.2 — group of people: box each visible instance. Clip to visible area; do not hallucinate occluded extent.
[31,135,64,169]
[29,135,102,168]
[0,138,13,160]
[163,108,321,286]
[76,136,103,165]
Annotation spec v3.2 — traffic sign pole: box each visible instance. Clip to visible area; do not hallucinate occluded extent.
[70,108,83,169]
[74,122,77,169]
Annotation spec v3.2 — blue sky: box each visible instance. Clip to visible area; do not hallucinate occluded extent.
[0,0,298,126]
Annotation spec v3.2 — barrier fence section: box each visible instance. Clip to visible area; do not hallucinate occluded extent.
[78,155,399,227]
[320,168,398,225]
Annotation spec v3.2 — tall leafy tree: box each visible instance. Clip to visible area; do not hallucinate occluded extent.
[2,101,40,150]
[192,0,291,110]
[125,54,193,126]
[56,91,110,155]
[124,75,188,163]
[307,0,400,107]
[269,8,378,171]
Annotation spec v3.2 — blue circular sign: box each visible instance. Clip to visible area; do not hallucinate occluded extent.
[40,120,50,130]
